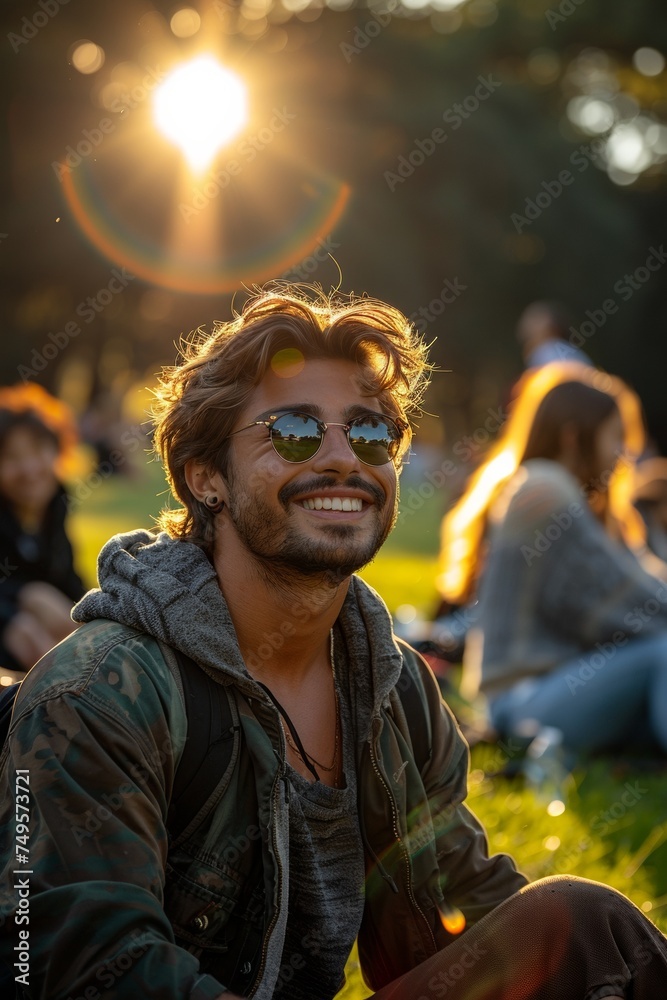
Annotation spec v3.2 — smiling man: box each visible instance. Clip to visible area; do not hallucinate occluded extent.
[1,287,665,1000]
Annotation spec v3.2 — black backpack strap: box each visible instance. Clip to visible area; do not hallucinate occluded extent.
[166,648,237,841]
[394,638,433,772]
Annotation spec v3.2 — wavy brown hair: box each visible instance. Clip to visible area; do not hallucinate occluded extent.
[152,285,432,547]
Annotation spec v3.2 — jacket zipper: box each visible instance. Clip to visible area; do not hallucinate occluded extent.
[248,719,287,999]
[368,734,437,953]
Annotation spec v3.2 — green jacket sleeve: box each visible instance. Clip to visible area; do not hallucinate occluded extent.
[0,630,227,1000]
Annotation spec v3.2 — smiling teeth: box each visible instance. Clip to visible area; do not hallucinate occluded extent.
[301,497,363,511]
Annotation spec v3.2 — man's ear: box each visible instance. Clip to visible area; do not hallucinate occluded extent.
[184,459,228,506]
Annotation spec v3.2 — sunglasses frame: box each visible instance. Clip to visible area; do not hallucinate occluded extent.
[227,409,410,466]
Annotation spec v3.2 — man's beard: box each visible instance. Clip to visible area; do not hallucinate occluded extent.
[223,473,398,580]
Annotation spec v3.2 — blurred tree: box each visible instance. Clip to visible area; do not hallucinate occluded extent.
[0,0,665,442]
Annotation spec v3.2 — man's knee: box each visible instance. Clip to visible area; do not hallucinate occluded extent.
[519,874,631,925]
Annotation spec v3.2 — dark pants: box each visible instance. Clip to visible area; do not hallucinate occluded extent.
[372,876,667,1000]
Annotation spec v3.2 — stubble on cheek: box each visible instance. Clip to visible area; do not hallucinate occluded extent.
[224,464,398,573]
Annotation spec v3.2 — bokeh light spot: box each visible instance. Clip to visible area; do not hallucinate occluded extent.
[395,603,417,624]
[578,98,615,135]
[71,41,105,75]
[270,347,306,378]
[543,835,561,851]
[170,8,202,37]
[440,906,466,935]
[547,799,566,817]
[633,47,665,77]
[606,123,652,175]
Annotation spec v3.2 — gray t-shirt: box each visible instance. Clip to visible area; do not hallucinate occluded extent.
[272,655,365,1000]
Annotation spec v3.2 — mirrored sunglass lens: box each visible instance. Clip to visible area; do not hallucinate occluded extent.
[348,416,399,466]
[271,413,322,462]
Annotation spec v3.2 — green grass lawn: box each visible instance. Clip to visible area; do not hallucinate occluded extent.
[68,464,667,998]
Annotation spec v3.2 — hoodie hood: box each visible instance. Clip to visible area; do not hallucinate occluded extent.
[74,529,403,722]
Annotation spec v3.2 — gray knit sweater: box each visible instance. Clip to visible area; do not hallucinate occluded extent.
[464,459,667,697]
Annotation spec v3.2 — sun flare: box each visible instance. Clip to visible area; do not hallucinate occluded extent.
[153,55,248,173]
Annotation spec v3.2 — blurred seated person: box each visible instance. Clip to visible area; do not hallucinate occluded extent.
[437,362,667,757]
[0,384,84,672]
[517,300,594,370]
[632,456,667,563]
[414,303,595,669]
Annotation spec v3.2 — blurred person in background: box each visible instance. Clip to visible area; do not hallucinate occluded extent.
[631,456,667,563]
[0,383,84,672]
[413,301,596,676]
[516,300,594,370]
[437,362,667,758]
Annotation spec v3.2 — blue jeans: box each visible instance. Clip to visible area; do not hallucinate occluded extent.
[488,632,667,754]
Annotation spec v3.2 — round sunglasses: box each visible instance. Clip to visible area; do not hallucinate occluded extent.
[228,410,409,466]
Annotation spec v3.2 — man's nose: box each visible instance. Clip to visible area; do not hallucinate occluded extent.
[311,423,361,474]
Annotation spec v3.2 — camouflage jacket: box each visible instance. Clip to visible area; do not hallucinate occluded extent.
[0,530,527,999]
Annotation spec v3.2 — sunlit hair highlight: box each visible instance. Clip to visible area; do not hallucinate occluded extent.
[437,362,646,603]
[152,284,432,547]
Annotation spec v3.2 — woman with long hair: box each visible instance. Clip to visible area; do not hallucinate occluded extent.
[437,362,667,755]
[0,383,84,672]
